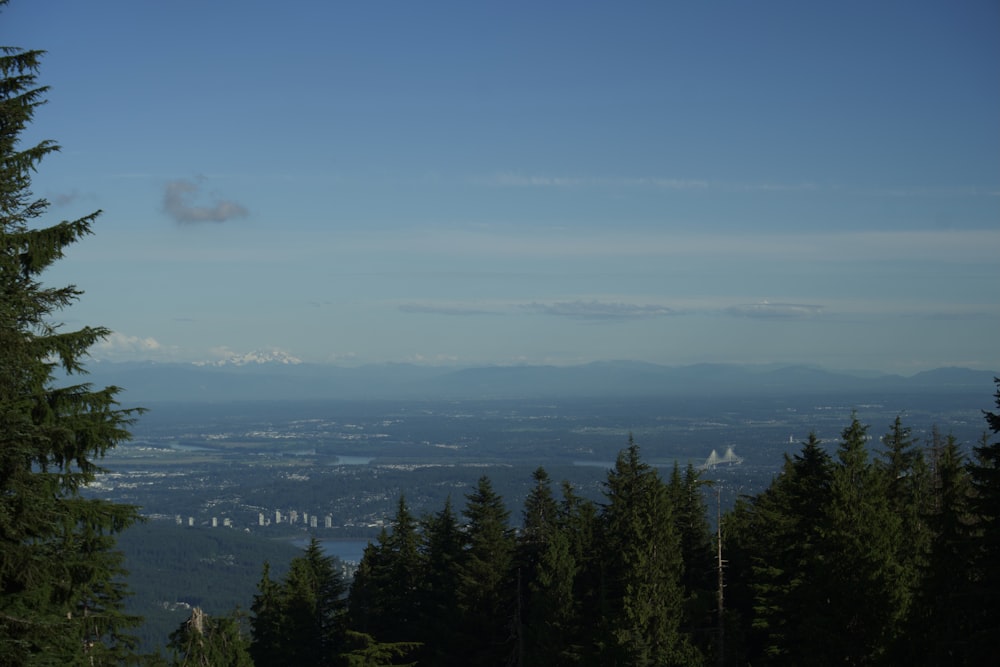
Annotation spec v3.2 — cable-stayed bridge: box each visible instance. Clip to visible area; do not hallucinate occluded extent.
[699,445,744,470]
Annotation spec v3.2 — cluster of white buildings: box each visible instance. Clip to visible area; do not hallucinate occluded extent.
[173,511,335,530]
[260,509,334,529]
[175,515,233,528]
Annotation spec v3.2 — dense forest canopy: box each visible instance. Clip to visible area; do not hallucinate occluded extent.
[167,391,1000,666]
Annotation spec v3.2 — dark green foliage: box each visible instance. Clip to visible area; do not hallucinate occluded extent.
[556,479,601,664]
[818,416,909,663]
[250,538,348,667]
[340,630,419,667]
[115,522,301,654]
[725,433,834,664]
[347,538,385,638]
[456,476,517,666]
[723,404,1000,666]
[911,433,976,664]
[965,379,1000,662]
[415,497,463,666]
[329,395,1000,666]
[668,463,716,650]
[166,608,253,667]
[875,415,932,662]
[0,33,143,665]
[598,436,694,666]
[348,497,424,645]
[518,468,578,666]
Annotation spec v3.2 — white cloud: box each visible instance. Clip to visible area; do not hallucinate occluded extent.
[91,332,174,360]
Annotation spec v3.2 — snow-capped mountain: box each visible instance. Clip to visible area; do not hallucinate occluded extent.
[192,349,303,367]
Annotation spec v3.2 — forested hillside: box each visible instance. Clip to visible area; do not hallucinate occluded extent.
[164,381,1000,666]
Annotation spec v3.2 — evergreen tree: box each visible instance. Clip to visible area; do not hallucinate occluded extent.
[819,415,907,664]
[557,480,601,665]
[416,497,463,667]
[526,527,578,666]
[742,433,833,664]
[348,498,423,646]
[456,476,517,667]
[965,379,1000,662]
[248,561,284,667]
[913,434,976,664]
[668,463,716,649]
[875,415,931,660]
[249,539,347,667]
[340,630,420,667]
[167,608,253,667]
[518,468,579,666]
[347,537,386,638]
[717,496,758,665]
[0,27,143,665]
[379,496,423,644]
[598,436,695,666]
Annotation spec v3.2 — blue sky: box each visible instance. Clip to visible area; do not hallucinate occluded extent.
[4,1,999,372]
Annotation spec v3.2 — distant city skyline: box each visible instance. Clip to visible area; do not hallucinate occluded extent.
[4,1,998,373]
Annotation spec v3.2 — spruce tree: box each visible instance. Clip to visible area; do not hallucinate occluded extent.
[518,468,579,666]
[456,476,517,667]
[417,496,464,666]
[347,497,423,645]
[966,379,1000,662]
[668,463,716,649]
[819,415,907,664]
[167,608,253,667]
[557,480,601,665]
[0,26,143,666]
[249,539,348,667]
[248,562,284,667]
[742,433,832,664]
[347,537,386,639]
[598,436,695,666]
[913,434,975,664]
[875,415,931,660]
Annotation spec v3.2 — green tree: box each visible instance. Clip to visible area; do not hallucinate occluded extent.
[347,537,386,638]
[818,415,907,664]
[248,561,283,667]
[557,480,601,664]
[348,497,423,646]
[167,608,253,667]
[912,433,975,664]
[340,630,419,667]
[598,436,695,666]
[416,497,463,666]
[0,30,143,666]
[733,433,833,664]
[518,468,579,666]
[668,463,716,650]
[249,539,347,667]
[875,415,931,661]
[456,476,517,667]
[965,379,1000,662]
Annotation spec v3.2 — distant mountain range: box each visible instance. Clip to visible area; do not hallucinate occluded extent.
[65,359,999,404]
